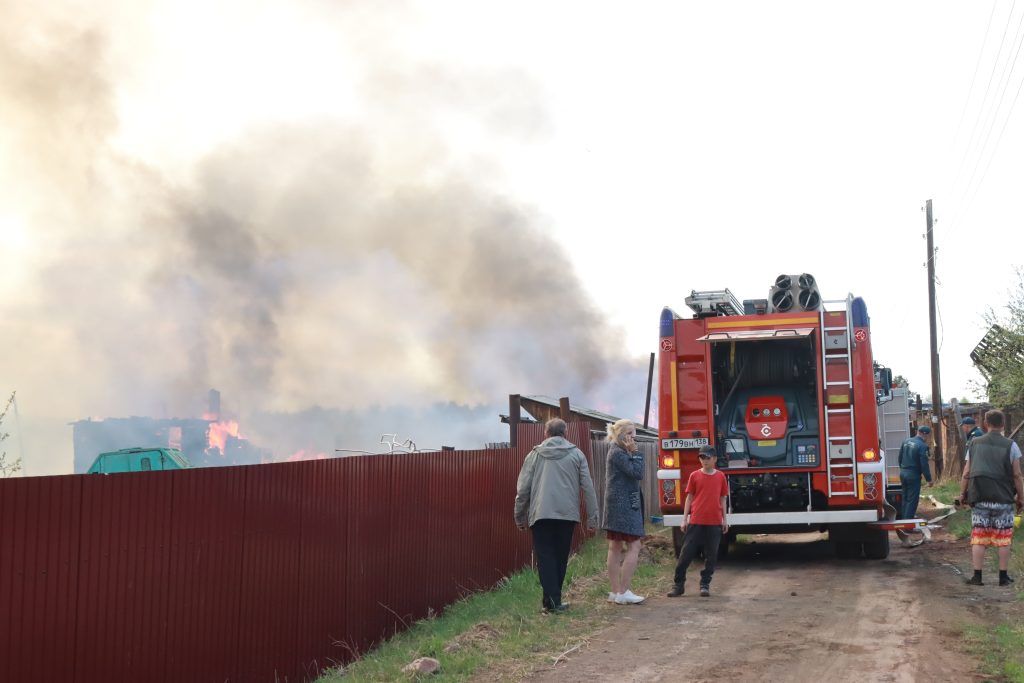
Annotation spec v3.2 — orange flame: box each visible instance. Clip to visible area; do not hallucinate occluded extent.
[206,419,240,454]
[285,449,328,462]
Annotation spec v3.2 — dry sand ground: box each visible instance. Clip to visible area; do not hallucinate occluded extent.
[515,519,1021,682]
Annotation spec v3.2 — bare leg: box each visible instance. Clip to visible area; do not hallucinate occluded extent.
[998,545,1011,571]
[619,539,643,593]
[607,541,624,594]
[972,544,986,571]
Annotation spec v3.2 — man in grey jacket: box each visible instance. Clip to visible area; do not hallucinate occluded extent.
[514,418,599,613]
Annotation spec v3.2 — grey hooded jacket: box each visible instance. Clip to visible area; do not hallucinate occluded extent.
[514,436,600,528]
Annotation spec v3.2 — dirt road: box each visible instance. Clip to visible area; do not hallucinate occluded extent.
[521,530,1020,683]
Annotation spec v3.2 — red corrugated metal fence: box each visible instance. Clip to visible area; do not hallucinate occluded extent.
[0,422,595,682]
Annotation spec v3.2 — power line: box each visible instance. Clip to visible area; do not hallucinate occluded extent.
[951,0,999,150]
[955,62,1024,225]
[950,0,1017,198]
[945,7,1024,237]
[959,6,1024,202]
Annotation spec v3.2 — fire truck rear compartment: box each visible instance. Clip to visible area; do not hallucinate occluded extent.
[711,338,819,466]
[708,337,832,514]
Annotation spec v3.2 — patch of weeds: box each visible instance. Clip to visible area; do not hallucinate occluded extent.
[931,480,961,506]
[317,528,663,682]
[965,622,1024,683]
[945,508,973,540]
[318,526,677,682]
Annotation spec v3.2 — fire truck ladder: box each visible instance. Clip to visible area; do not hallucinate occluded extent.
[820,295,857,497]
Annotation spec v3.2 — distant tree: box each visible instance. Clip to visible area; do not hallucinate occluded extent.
[0,391,22,478]
[893,375,910,391]
[975,269,1024,410]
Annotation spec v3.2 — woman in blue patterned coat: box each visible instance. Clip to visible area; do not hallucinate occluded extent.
[602,419,646,605]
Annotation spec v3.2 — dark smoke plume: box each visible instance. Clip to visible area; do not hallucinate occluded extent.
[0,2,647,466]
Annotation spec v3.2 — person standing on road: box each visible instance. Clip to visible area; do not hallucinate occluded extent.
[961,416,985,446]
[960,409,1024,587]
[602,419,647,606]
[667,445,728,598]
[898,425,934,520]
[514,418,599,613]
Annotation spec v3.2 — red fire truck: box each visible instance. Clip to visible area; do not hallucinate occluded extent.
[656,275,921,560]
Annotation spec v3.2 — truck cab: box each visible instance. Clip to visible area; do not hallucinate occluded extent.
[87,447,190,474]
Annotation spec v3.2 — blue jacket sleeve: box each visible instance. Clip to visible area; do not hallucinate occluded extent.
[610,447,644,480]
[917,442,932,483]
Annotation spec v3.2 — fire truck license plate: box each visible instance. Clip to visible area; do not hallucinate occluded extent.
[661,438,709,450]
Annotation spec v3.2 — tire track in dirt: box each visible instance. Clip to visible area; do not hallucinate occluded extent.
[520,532,1000,683]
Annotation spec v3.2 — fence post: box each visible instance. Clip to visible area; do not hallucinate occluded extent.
[559,397,571,422]
[509,394,521,448]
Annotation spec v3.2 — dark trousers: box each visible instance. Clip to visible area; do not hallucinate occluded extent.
[673,524,722,587]
[530,518,576,609]
[900,471,921,520]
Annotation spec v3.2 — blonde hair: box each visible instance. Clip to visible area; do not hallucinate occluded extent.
[606,418,635,447]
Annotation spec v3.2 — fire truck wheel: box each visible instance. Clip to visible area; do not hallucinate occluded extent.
[863,529,890,559]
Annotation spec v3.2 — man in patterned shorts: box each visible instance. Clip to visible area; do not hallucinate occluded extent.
[960,410,1024,586]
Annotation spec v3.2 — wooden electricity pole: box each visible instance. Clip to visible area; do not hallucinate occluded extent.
[926,199,944,477]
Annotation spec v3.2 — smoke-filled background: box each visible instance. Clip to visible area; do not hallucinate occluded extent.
[0,1,649,474]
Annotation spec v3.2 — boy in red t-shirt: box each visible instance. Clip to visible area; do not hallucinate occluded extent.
[667,445,729,598]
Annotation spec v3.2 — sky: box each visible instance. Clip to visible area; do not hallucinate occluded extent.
[2,1,1023,475]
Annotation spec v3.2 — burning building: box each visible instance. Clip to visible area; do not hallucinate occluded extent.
[71,390,271,473]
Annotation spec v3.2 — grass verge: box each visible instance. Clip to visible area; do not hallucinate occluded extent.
[317,526,674,682]
[932,478,1024,681]
[965,623,1024,683]
[930,480,973,539]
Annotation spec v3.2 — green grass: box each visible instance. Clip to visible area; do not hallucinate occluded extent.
[965,623,1024,683]
[933,479,1024,680]
[318,527,674,682]
[929,480,973,539]
[930,480,961,507]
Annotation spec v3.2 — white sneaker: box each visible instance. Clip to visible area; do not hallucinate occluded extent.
[615,590,646,604]
[607,592,618,602]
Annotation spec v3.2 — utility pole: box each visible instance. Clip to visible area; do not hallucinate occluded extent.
[643,352,655,429]
[926,199,944,477]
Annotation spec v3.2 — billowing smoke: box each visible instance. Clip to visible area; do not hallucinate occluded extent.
[0,2,648,470]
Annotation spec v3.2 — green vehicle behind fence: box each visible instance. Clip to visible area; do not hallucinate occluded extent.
[87,447,191,474]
